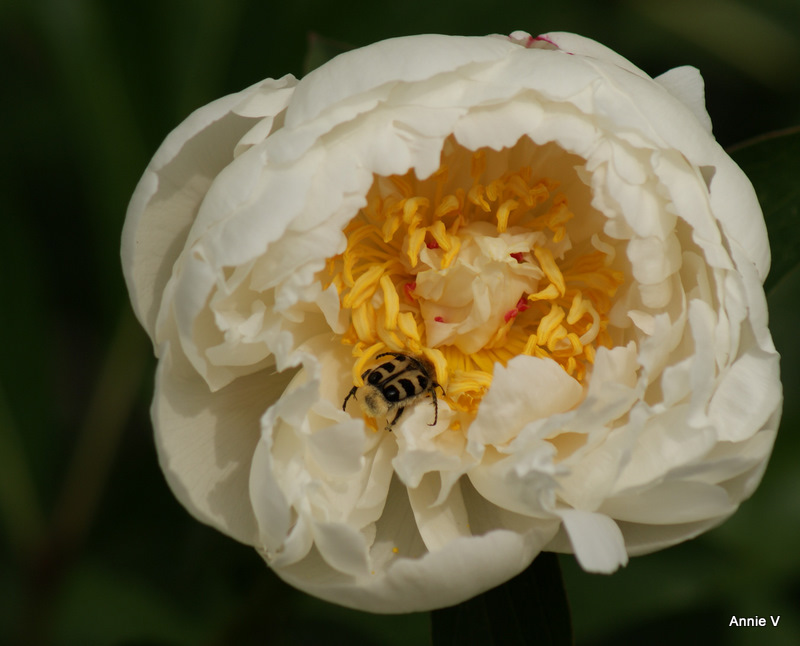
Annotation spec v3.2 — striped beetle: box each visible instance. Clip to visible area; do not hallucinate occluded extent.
[342,352,445,431]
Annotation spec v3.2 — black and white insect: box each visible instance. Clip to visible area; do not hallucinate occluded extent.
[342,352,445,431]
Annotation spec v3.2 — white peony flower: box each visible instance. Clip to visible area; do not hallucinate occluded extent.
[122,31,782,613]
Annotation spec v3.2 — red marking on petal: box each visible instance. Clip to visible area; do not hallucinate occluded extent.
[434,316,445,323]
[404,282,417,302]
[504,309,518,323]
[510,252,525,263]
[426,240,440,249]
[533,35,557,47]
[516,296,529,311]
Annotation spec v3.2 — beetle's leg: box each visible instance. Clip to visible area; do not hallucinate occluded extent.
[342,385,358,411]
[387,406,405,430]
[428,391,439,426]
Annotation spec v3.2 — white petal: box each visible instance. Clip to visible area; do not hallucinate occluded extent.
[285,34,517,128]
[627,234,683,285]
[669,425,777,489]
[556,508,628,573]
[468,356,583,448]
[616,516,728,556]
[467,445,561,518]
[122,77,297,340]
[706,150,771,281]
[600,480,736,524]
[274,527,548,613]
[715,427,778,502]
[306,420,367,476]
[392,404,468,492]
[250,427,292,552]
[555,422,640,512]
[407,474,472,553]
[153,341,292,544]
[708,344,782,442]
[312,521,371,577]
[613,404,717,493]
[585,342,639,404]
[537,31,651,79]
[655,66,713,134]
[453,99,546,154]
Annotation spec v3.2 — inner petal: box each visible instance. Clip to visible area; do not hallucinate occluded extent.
[324,136,628,425]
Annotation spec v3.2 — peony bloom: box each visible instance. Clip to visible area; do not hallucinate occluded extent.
[122,31,781,613]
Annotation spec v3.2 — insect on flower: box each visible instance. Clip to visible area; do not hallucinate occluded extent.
[342,352,445,431]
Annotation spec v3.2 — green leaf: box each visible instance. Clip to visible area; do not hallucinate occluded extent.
[430,553,572,646]
[728,126,800,294]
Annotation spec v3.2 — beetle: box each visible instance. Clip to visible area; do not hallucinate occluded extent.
[342,352,445,431]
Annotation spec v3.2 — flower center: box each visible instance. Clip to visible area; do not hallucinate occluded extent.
[324,137,624,424]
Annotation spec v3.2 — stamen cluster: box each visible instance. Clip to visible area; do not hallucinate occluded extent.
[325,139,625,421]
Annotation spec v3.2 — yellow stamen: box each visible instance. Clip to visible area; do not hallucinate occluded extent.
[434,194,461,219]
[377,323,405,351]
[546,325,569,351]
[467,184,491,212]
[391,175,413,197]
[485,178,504,202]
[342,264,384,309]
[496,199,518,233]
[352,302,377,342]
[470,149,486,180]
[324,137,624,426]
[471,351,495,374]
[405,227,427,268]
[441,235,461,269]
[397,311,420,341]
[403,196,429,224]
[533,247,566,296]
[382,212,402,242]
[522,334,539,356]
[380,275,400,330]
[528,283,561,302]
[421,346,449,387]
[428,220,452,251]
[537,304,566,347]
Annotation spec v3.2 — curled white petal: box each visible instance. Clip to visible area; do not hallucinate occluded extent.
[556,508,628,573]
[655,66,713,134]
[122,76,298,343]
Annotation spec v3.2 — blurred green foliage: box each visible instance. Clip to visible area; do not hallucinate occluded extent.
[1,0,799,644]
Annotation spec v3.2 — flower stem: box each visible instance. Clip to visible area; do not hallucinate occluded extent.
[431,552,573,645]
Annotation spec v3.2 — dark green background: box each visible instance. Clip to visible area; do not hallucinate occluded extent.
[2,0,800,644]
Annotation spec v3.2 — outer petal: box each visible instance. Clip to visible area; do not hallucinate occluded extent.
[655,66,713,135]
[545,41,768,279]
[555,509,628,573]
[537,31,651,80]
[153,340,294,544]
[270,477,559,613]
[285,34,519,128]
[704,145,771,281]
[122,75,297,342]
